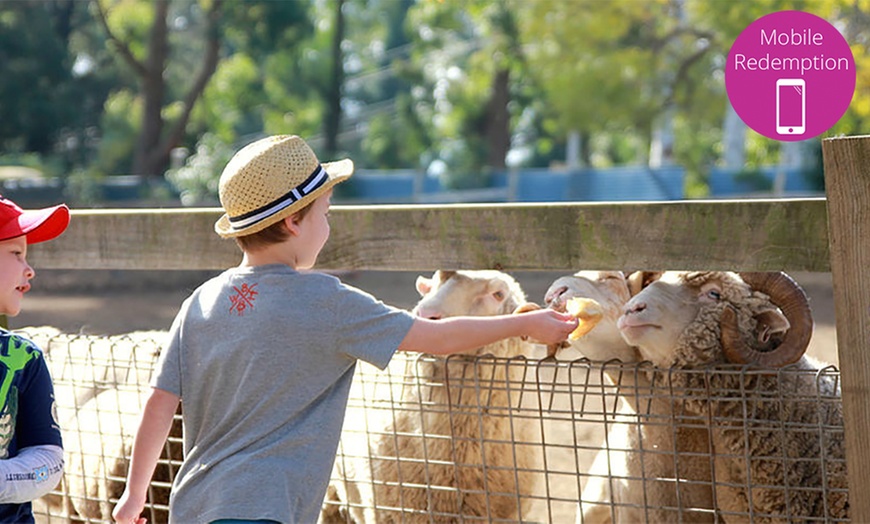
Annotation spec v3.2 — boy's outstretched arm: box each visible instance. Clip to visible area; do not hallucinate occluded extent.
[399,308,577,355]
[113,387,180,524]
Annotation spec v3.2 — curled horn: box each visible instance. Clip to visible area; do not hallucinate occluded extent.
[720,272,813,367]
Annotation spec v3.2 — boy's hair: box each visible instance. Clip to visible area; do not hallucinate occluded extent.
[234,199,315,252]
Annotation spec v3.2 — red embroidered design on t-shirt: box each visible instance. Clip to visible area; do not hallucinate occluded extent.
[229,282,258,316]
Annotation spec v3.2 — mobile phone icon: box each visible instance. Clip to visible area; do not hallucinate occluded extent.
[776,78,805,135]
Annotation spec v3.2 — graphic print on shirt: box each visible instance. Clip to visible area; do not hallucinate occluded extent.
[229,282,259,316]
[0,389,16,459]
[0,337,35,458]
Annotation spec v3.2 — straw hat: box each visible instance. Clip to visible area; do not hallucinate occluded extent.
[214,135,353,238]
[0,197,69,244]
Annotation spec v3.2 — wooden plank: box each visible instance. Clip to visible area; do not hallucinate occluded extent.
[27,208,243,271]
[27,199,830,272]
[822,135,870,521]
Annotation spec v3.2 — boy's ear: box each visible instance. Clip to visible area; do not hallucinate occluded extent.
[284,215,301,236]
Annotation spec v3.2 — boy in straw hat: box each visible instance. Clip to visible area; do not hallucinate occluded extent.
[0,196,70,522]
[113,135,577,524]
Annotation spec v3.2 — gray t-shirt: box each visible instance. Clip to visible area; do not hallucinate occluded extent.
[152,264,415,523]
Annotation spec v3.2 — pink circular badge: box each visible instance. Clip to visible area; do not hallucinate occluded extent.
[726,10,856,141]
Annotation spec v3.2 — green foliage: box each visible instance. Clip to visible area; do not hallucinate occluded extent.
[399,0,531,182]
[516,0,673,136]
[435,140,492,190]
[673,113,723,198]
[101,0,154,60]
[745,132,782,167]
[362,95,430,169]
[165,133,232,206]
[259,49,326,137]
[94,91,140,176]
[2,0,870,202]
[800,141,825,191]
[65,168,106,206]
[0,2,86,153]
[0,153,46,171]
[734,168,774,191]
[689,0,837,42]
[189,1,320,147]
[222,1,313,58]
[195,54,263,141]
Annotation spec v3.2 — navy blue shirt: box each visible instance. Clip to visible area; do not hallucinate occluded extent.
[0,330,62,523]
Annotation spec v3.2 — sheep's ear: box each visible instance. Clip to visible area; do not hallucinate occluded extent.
[416,276,433,296]
[754,308,791,344]
[437,270,457,283]
[513,302,541,314]
[627,271,662,296]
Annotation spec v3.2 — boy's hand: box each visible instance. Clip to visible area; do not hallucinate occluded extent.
[520,308,578,346]
[112,489,147,524]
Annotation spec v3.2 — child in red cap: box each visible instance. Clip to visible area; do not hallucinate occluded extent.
[0,196,69,522]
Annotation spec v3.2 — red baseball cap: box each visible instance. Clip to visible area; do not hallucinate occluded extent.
[0,197,70,244]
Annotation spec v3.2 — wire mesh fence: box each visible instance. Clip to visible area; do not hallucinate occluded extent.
[23,330,848,523]
[322,354,848,523]
[21,328,181,524]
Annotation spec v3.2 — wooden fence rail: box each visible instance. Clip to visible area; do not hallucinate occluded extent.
[23,135,870,521]
[29,198,830,272]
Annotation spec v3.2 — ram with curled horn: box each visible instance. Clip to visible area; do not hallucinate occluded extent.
[719,271,813,368]
[617,271,847,522]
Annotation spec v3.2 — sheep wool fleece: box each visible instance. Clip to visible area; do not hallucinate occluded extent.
[152,264,415,524]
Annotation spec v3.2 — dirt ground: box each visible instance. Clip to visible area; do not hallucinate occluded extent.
[14,270,839,366]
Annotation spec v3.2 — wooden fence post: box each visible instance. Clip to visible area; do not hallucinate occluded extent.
[822,135,870,520]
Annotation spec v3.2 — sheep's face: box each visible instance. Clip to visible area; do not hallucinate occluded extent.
[544,271,636,362]
[617,271,800,368]
[617,272,750,367]
[413,270,525,321]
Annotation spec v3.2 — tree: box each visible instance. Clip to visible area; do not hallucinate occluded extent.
[516,0,722,166]
[393,0,535,184]
[825,0,870,138]
[341,0,433,169]
[0,1,103,158]
[94,0,223,177]
[323,0,345,158]
[194,1,314,142]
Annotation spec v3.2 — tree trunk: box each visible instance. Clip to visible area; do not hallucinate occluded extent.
[484,68,511,169]
[324,0,345,158]
[722,100,746,169]
[96,0,223,178]
[132,0,170,176]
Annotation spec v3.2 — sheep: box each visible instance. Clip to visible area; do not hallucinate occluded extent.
[321,269,541,523]
[26,329,181,524]
[58,387,146,520]
[544,271,639,522]
[41,329,164,426]
[544,271,715,524]
[617,271,847,523]
[544,271,637,364]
